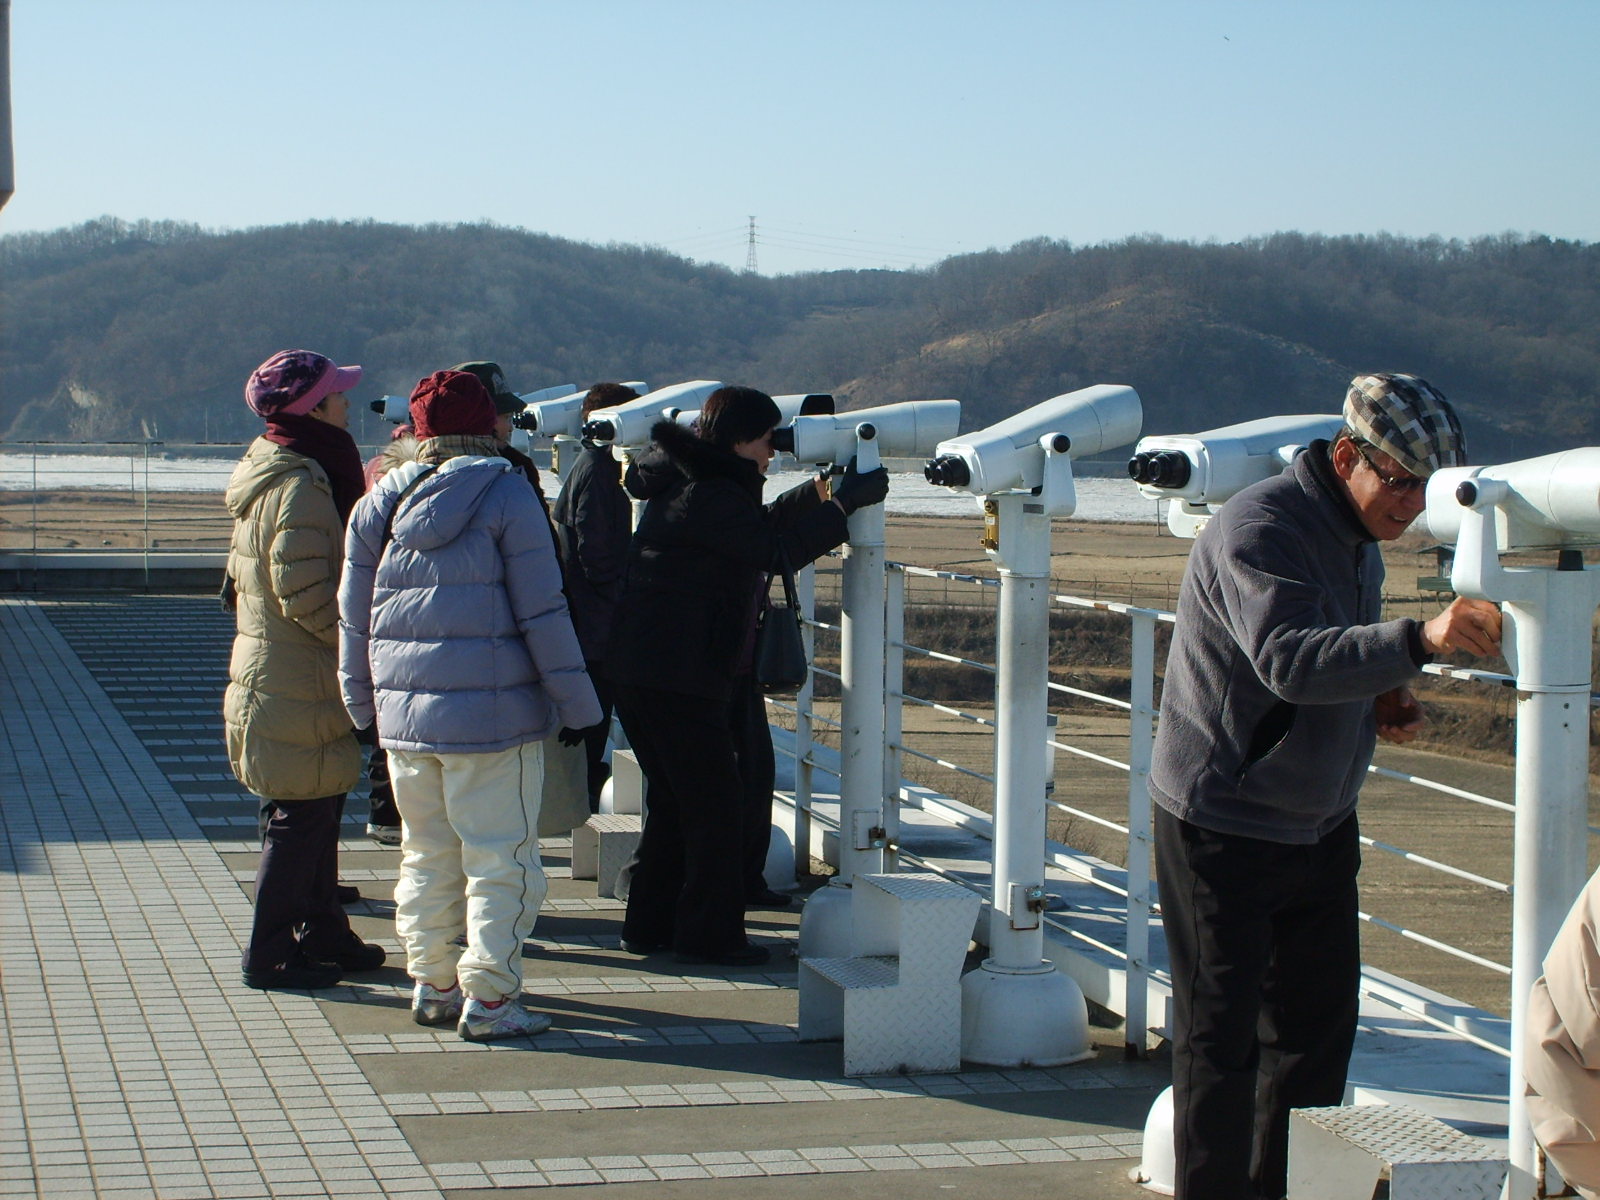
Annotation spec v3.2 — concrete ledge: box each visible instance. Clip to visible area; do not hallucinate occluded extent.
[0,550,226,592]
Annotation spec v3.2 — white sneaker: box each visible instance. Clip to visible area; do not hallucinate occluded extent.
[412,980,463,1027]
[458,996,552,1042]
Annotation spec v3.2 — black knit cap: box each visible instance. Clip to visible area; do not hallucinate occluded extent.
[697,386,782,448]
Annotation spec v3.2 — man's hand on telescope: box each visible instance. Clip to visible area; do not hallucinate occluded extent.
[1420,597,1503,659]
[1374,686,1424,744]
[830,456,890,515]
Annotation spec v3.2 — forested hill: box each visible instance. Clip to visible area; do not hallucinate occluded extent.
[4,216,1598,460]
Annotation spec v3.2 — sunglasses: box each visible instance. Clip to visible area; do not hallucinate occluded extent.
[1352,442,1426,496]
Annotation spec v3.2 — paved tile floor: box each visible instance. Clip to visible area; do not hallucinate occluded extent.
[0,594,1166,1199]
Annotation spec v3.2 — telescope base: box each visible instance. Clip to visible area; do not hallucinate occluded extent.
[960,958,1092,1067]
[797,878,854,959]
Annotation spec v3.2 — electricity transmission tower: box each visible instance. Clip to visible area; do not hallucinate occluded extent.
[745,216,758,273]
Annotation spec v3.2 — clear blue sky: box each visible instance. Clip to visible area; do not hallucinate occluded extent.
[5,0,1597,276]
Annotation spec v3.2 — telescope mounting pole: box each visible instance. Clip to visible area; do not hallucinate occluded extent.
[960,437,1090,1066]
[798,425,889,957]
[1452,490,1600,1200]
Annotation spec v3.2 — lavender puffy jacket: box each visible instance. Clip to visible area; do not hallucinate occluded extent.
[338,456,601,753]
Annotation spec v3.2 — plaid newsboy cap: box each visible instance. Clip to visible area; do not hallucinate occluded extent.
[1343,373,1467,477]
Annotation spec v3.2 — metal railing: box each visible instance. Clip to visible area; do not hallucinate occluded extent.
[771,557,1583,1057]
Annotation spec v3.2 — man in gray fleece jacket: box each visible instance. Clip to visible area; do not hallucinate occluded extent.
[1151,373,1502,1200]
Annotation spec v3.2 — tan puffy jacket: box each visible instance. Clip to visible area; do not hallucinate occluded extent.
[1526,865,1600,1199]
[223,437,361,801]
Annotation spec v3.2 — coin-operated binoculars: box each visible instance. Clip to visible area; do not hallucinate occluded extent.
[922,384,1142,1068]
[370,382,582,426]
[670,393,837,451]
[790,400,963,957]
[506,382,650,478]
[576,381,725,521]
[1425,448,1600,1197]
[1127,414,1344,537]
[509,381,650,440]
[581,380,723,449]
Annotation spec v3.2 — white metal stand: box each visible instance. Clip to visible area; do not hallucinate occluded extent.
[799,428,889,957]
[1449,487,1600,1200]
[959,441,1091,1066]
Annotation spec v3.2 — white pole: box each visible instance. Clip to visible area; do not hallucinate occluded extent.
[960,457,1090,1066]
[798,427,887,957]
[1124,611,1158,1059]
[792,564,816,877]
[836,427,887,885]
[985,491,1050,969]
[1449,504,1600,1200]
[883,567,907,874]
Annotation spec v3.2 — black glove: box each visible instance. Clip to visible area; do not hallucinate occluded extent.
[831,455,890,515]
[558,722,602,748]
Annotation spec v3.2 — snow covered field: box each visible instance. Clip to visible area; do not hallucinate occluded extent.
[0,450,1162,524]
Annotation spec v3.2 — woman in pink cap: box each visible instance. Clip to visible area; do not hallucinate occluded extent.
[224,349,386,990]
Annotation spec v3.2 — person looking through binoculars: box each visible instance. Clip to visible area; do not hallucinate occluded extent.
[605,386,889,965]
[1150,372,1503,1200]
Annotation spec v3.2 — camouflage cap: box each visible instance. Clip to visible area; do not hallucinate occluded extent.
[1343,373,1466,477]
[450,361,524,416]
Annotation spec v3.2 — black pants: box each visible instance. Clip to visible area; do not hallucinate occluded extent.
[582,663,616,812]
[1155,806,1361,1200]
[366,747,400,828]
[728,674,777,897]
[614,682,751,956]
[244,794,352,970]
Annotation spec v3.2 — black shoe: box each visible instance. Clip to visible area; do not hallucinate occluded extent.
[242,951,342,991]
[621,939,668,955]
[306,931,386,972]
[745,888,794,909]
[336,884,361,905]
[674,943,771,967]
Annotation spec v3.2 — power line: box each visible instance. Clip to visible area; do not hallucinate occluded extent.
[757,222,959,257]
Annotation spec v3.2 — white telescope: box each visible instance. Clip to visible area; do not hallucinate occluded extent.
[1426,449,1600,551]
[781,399,961,466]
[924,384,1142,495]
[582,380,723,447]
[1129,413,1343,538]
[513,382,649,438]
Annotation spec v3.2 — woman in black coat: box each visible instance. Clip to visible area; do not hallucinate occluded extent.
[606,386,888,965]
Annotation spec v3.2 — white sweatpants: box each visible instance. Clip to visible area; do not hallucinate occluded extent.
[386,742,546,1002]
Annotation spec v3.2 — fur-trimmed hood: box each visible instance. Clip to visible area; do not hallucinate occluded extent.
[625,419,764,503]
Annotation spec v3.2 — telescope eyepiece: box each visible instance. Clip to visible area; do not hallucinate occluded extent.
[509,411,539,431]
[1128,449,1193,489]
[770,426,796,454]
[581,418,617,443]
[924,454,972,489]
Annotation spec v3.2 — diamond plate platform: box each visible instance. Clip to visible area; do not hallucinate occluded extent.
[1288,1103,1506,1199]
[799,871,982,1076]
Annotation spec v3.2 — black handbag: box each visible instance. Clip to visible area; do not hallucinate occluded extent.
[754,547,808,695]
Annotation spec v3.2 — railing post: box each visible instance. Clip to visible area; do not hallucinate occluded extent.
[141,441,153,589]
[883,566,906,874]
[1124,611,1157,1060]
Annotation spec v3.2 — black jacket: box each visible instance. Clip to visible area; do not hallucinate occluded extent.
[551,442,632,662]
[605,420,848,702]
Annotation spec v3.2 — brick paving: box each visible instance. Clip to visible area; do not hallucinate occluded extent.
[0,594,1166,1198]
